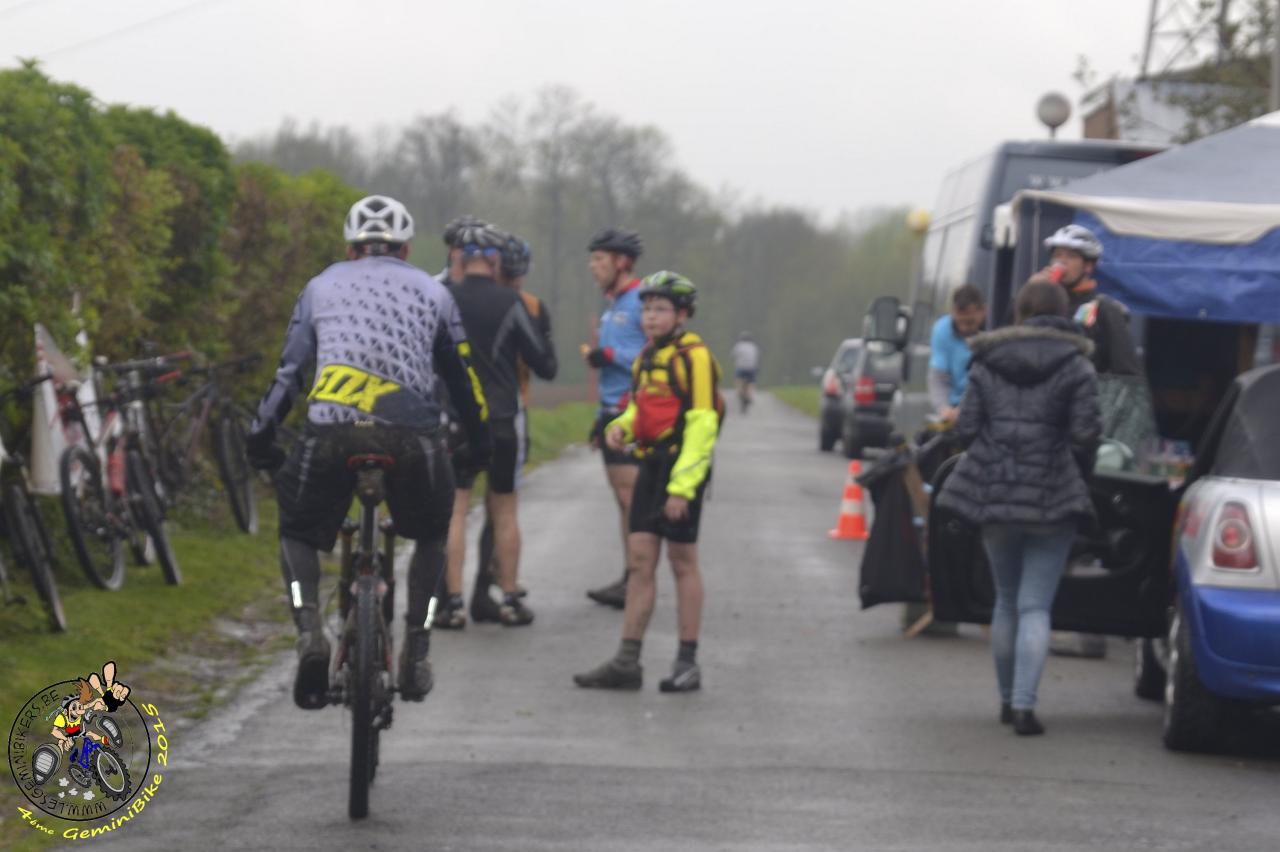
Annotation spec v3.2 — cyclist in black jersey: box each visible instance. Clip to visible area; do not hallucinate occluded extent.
[246,195,491,708]
[441,223,557,628]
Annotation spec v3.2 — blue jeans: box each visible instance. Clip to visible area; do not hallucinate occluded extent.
[981,523,1076,711]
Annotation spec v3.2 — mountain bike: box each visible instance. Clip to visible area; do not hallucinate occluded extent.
[0,375,66,631]
[57,357,182,589]
[149,354,261,533]
[327,454,403,820]
[30,710,130,801]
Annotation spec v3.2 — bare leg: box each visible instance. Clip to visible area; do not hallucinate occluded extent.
[606,464,638,558]
[667,541,704,642]
[621,533,662,641]
[445,488,471,596]
[488,491,521,595]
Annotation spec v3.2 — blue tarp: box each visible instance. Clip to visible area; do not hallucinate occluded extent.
[1076,210,1280,325]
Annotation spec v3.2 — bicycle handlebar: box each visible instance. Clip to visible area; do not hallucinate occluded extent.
[101,351,194,376]
[0,373,53,405]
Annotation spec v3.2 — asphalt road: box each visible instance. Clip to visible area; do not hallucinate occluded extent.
[102,393,1280,851]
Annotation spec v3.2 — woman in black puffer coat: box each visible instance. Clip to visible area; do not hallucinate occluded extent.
[937,281,1101,736]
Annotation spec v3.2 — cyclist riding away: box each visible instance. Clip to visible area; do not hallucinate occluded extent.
[730,331,760,413]
[575,271,722,693]
[246,194,491,708]
[583,227,648,610]
[441,223,557,628]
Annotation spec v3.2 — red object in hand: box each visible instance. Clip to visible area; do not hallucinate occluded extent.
[1048,265,1066,285]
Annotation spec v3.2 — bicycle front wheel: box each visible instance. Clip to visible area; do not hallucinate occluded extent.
[125,450,182,586]
[349,574,379,820]
[4,483,66,632]
[213,412,257,534]
[59,446,125,591]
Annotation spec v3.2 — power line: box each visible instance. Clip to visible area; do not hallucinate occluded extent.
[39,0,228,60]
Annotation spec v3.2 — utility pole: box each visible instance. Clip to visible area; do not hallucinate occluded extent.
[1141,0,1230,79]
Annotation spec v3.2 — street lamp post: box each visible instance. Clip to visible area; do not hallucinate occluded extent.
[1036,92,1072,139]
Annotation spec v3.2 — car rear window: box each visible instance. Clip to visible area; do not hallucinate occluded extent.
[834,344,862,373]
[1208,367,1280,480]
[864,343,903,381]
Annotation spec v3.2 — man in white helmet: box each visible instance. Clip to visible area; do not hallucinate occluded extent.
[246,194,492,708]
[1031,224,1141,377]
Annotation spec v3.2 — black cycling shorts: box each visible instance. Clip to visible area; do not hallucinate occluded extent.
[276,423,455,552]
[592,408,640,467]
[735,369,758,383]
[453,417,522,494]
[628,455,710,544]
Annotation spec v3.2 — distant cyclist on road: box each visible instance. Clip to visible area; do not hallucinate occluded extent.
[246,195,491,708]
[441,223,557,628]
[583,228,648,610]
[730,331,760,413]
[575,271,722,693]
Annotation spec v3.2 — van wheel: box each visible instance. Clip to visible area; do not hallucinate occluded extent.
[842,419,863,460]
[1162,603,1230,752]
[1133,637,1166,701]
[820,424,838,453]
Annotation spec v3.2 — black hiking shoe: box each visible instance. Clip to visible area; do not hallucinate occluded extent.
[573,658,642,690]
[470,590,503,624]
[435,595,466,630]
[293,605,330,710]
[659,660,701,693]
[1000,703,1014,725]
[498,597,535,627]
[398,627,434,701]
[1013,710,1045,736]
[586,574,627,609]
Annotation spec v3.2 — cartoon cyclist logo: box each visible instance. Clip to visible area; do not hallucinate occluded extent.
[8,661,155,824]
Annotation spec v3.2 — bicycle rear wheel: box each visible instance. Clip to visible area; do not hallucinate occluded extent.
[4,483,66,632]
[213,412,257,534]
[125,450,182,585]
[58,446,125,591]
[349,574,379,820]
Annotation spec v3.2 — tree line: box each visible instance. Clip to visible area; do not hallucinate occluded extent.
[1,64,915,400]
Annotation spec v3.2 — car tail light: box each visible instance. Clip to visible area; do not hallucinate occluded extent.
[1212,502,1257,570]
[854,376,876,405]
[822,370,839,397]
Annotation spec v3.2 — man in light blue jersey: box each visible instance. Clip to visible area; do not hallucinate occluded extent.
[583,228,647,609]
[247,195,492,709]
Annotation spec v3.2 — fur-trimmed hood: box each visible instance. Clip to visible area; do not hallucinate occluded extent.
[968,316,1094,386]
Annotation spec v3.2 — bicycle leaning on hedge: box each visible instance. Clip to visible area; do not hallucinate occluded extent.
[149,353,261,534]
[0,374,66,631]
[56,357,181,591]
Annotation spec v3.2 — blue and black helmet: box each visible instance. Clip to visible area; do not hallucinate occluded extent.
[501,234,533,279]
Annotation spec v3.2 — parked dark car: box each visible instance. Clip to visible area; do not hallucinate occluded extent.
[818,338,903,458]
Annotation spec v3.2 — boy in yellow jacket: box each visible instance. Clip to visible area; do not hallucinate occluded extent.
[574,271,722,692]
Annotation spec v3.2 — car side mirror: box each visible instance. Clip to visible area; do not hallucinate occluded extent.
[866,296,904,347]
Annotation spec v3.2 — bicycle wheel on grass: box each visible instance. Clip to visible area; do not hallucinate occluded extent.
[349,574,379,820]
[125,449,181,585]
[213,411,257,534]
[4,482,66,631]
[58,446,125,591]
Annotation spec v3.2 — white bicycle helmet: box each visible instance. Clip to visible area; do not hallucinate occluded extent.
[1044,224,1102,260]
[343,195,415,244]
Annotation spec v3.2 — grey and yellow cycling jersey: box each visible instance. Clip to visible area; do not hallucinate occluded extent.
[254,256,488,434]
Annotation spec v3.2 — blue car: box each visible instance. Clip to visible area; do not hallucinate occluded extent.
[1155,364,1280,751]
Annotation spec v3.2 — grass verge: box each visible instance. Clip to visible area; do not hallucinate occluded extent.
[771,385,821,419]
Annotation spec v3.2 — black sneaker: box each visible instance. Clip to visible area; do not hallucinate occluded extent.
[398,627,433,701]
[586,574,627,609]
[470,590,503,624]
[659,660,701,693]
[498,597,535,627]
[435,595,466,630]
[293,606,330,710]
[573,658,642,690]
[1013,709,1045,736]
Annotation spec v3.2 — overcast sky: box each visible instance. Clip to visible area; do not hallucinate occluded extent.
[1,0,1151,220]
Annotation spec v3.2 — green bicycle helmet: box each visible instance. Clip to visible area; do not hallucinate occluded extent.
[639,270,697,317]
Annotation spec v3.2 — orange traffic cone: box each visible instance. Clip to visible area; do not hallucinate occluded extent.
[828,460,870,541]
